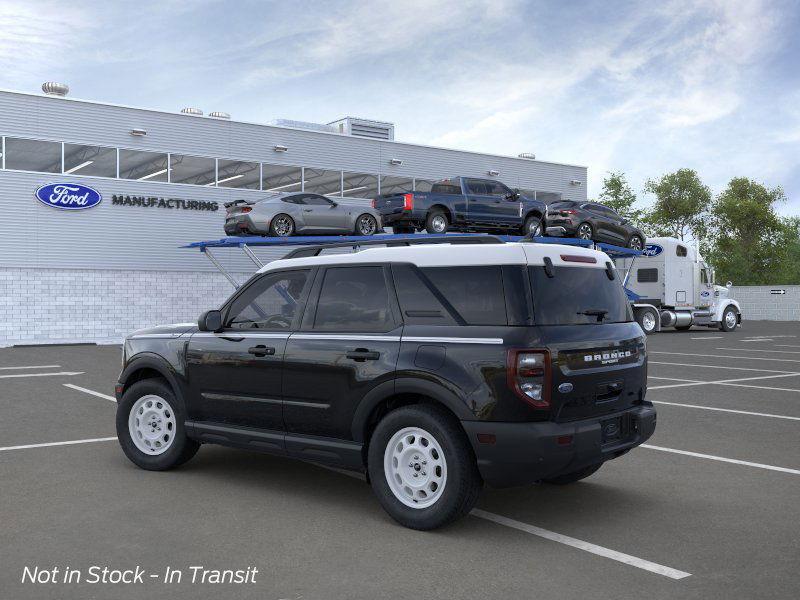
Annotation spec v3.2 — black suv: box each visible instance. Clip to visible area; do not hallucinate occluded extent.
[546,200,646,250]
[116,239,655,530]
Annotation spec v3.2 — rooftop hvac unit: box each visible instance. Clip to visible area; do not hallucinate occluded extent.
[328,117,395,141]
[209,111,230,119]
[181,107,204,116]
[269,119,337,134]
[518,152,536,160]
[42,82,69,96]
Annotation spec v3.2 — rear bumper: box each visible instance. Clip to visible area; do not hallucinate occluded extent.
[461,405,657,488]
[224,215,270,236]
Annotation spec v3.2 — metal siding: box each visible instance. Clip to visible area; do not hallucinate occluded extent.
[0,90,587,272]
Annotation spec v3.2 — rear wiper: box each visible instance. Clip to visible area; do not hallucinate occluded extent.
[577,309,608,322]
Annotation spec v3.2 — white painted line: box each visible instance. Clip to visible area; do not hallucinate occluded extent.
[471,509,691,580]
[649,361,797,374]
[642,445,800,476]
[0,365,61,370]
[650,351,800,364]
[648,376,704,383]
[63,383,116,402]
[0,371,85,379]
[651,400,800,421]
[0,437,117,453]
[776,344,800,349]
[647,372,800,390]
[717,382,800,394]
[690,336,723,340]
[716,348,800,354]
[740,339,774,342]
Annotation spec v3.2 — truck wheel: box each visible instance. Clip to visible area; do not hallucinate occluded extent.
[269,214,295,237]
[577,222,593,240]
[425,210,449,234]
[543,462,603,485]
[719,306,738,332]
[522,215,543,237]
[368,404,482,530]
[635,308,658,334]
[116,378,199,471]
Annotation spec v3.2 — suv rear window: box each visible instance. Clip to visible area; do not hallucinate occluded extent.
[529,266,632,325]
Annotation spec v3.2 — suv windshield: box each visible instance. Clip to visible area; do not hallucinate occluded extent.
[529,266,632,325]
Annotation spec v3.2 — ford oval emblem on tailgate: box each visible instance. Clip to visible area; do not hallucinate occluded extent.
[35,183,102,210]
[558,382,573,393]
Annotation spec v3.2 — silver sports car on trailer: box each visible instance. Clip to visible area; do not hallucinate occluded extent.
[224,192,383,237]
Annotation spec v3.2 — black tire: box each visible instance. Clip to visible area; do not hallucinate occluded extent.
[576,222,593,240]
[635,307,658,334]
[522,215,543,237]
[628,235,644,250]
[116,378,199,471]
[543,462,603,485]
[269,214,295,237]
[719,306,738,332]
[425,209,449,234]
[354,213,378,236]
[368,404,482,530]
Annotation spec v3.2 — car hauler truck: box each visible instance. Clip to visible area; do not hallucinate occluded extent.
[614,236,741,334]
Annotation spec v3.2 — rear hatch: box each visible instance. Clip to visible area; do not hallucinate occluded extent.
[528,264,647,424]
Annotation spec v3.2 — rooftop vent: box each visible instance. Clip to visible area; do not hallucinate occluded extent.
[328,117,394,141]
[269,119,337,134]
[209,111,230,119]
[180,107,203,116]
[518,152,536,160]
[42,82,69,97]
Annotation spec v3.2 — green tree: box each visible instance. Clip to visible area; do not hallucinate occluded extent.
[705,177,794,285]
[598,171,643,226]
[642,169,711,241]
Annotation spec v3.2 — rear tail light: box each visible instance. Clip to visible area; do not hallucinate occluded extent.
[371,198,377,209]
[240,207,252,213]
[560,209,577,215]
[402,193,414,211]
[507,349,551,408]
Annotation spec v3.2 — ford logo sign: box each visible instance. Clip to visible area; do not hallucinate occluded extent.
[35,183,102,210]
[558,382,574,394]
[641,244,663,257]
[701,290,710,297]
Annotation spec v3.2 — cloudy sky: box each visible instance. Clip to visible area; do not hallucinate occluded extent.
[2,0,799,212]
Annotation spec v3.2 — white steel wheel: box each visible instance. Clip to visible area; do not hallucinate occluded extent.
[128,394,177,455]
[384,426,448,509]
[641,311,656,333]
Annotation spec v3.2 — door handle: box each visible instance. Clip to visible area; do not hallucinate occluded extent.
[248,345,275,357]
[303,209,313,212]
[346,349,380,361]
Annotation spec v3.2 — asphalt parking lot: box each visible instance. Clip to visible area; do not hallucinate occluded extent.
[2,321,799,600]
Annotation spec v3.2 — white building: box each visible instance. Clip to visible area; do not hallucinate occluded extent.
[0,85,588,346]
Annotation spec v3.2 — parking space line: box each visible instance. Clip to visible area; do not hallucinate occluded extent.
[0,365,61,370]
[470,509,691,579]
[776,344,800,349]
[690,336,723,340]
[717,382,800,394]
[0,437,117,453]
[0,371,84,379]
[649,361,797,374]
[651,400,800,421]
[63,383,116,402]
[642,445,800,476]
[716,348,800,354]
[650,351,800,364]
[648,376,704,383]
[648,372,800,390]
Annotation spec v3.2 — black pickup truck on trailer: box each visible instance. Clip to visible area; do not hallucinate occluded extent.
[372,177,547,236]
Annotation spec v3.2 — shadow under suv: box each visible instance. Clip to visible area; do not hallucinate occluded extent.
[116,240,656,530]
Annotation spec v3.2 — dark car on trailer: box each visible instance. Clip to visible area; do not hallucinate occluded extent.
[115,236,655,530]
[372,177,547,236]
[546,200,646,250]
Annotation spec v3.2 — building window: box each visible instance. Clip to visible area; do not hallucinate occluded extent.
[341,172,378,198]
[304,168,342,196]
[170,154,216,186]
[4,138,61,173]
[63,144,117,177]
[262,163,302,193]
[119,149,169,182]
[414,178,436,192]
[217,159,260,189]
[379,175,413,195]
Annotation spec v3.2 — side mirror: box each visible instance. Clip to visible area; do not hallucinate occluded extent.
[505,191,520,201]
[329,201,338,208]
[726,281,732,289]
[198,309,223,332]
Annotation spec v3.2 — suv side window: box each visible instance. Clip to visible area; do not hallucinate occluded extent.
[226,270,310,330]
[313,266,394,332]
[392,264,458,326]
[419,266,507,325]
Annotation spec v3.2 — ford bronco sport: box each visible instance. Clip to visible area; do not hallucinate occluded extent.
[116,239,655,530]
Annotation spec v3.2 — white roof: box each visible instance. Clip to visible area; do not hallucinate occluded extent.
[257,242,612,273]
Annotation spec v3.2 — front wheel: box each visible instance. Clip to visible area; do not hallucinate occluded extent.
[576,222,593,240]
[116,378,199,471]
[628,235,644,251]
[368,405,482,530]
[522,215,543,237]
[355,213,378,236]
[269,214,295,237]
[635,307,658,334]
[720,306,738,332]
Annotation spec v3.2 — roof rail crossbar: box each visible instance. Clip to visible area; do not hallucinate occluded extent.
[283,234,504,259]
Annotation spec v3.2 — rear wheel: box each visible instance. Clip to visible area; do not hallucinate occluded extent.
[720,306,738,332]
[576,222,593,240]
[269,214,295,237]
[522,215,543,237]
[628,235,644,250]
[543,462,603,485]
[425,210,449,234]
[355,213,378,236]
[368,405,482,530]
